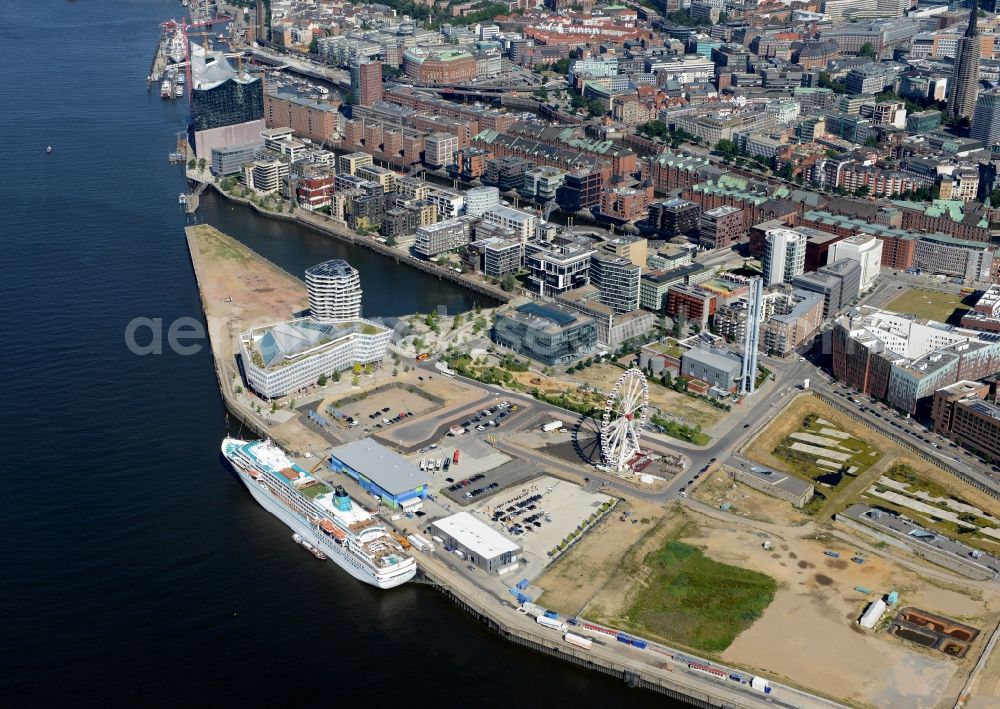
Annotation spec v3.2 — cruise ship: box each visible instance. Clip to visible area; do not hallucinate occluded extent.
[168,31,187,64]
[221,438,417,589]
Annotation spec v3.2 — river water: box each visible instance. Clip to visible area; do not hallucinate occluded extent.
[1,1,683,705]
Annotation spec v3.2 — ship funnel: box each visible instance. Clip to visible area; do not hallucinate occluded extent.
[334,486,352,512]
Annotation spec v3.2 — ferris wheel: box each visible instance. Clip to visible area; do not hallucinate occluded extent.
[600,368,650,472]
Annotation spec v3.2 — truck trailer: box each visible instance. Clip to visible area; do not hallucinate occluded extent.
[541,420,564,432]
[563,632,593,650]
[406,534,435,554]
[536,615,568,632]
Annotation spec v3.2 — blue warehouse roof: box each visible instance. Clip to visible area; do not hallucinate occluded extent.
[330,439,430,496]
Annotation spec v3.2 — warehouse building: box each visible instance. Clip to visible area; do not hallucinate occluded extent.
[328,438,431,510]
[431,511,521,575]
[681,345,743,392]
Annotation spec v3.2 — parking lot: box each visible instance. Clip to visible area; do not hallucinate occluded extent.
[449,399,522,436]
[472,476,613,572]
[333,387,438,433]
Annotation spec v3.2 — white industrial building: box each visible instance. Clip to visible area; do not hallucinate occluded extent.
[431,511,521,575]
[306,259,363,322]
[828,233,883,291]
[859,598,887,629]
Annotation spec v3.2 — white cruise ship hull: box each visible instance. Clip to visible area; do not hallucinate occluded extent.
[226,459,416,590]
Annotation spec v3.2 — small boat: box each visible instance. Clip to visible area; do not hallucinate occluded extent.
[46,146,52,154]
[178,193,187,205]
[292,533,328,560]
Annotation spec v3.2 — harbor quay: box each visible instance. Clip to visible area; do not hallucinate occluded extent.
[185,224,843,709]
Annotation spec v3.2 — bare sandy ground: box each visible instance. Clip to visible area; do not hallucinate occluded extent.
[186,224,306,359]
[693,470,810,527]
[538,486,1000,708]
[535,496,671,616]
[695,520,996,708]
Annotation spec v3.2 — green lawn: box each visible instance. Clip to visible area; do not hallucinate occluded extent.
[887,288,970,323]
[300,482,332,500]
[625,540,776,653]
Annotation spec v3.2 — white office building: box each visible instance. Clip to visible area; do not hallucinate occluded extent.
[464,186,501,217]
[240,317,391,399]
[482,205,538,243]
[425,187,465,219]
[305,259,363,322]
[828,233,883,291]
[763,228,807,286]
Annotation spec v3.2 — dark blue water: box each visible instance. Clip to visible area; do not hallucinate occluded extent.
[1,2,679,706]
[197,190,493,317]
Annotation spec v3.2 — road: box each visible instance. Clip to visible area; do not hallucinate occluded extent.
[398,356,822,505]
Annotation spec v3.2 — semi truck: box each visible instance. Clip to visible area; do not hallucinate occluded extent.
[541,420,564,432]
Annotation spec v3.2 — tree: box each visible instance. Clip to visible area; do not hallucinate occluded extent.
[187,158,197,169]
[198,157,207,172]
[666,8,698,26]
[385,234,397,247]
[859,42,875,59]
[586,99,606,118]
[500,273,518,292]
[332,371,341,382]
[317,373,327,386]
[309,37,319,54]
[639,120,668,139]
[551,57,571,74]
[351,375,360,386]
[453,312,464,327]
[854,185,870,197]
[715,138,738,157]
